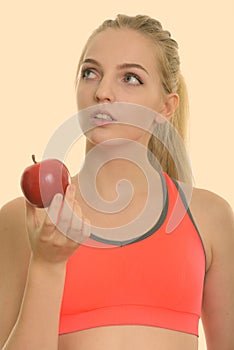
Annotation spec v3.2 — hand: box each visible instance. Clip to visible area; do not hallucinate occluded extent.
[25,184,90,265]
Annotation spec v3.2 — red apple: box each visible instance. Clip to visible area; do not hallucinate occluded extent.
[20,155,71,208]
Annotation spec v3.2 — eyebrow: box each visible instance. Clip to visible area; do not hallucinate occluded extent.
[82,58,149,75]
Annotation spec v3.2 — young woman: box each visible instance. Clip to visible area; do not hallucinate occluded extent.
[0,14,233,350]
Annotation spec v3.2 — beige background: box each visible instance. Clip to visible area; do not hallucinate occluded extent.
[1,1,233,348]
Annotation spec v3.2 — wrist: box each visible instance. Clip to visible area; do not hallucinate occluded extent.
[29,254,67,277]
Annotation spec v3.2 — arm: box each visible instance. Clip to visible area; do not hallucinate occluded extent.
[2,258,67,350]
[0,185,90,350]
[0,197,31,348]
[201,193,234,349]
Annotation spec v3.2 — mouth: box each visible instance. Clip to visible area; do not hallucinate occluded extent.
[90,111,116,126]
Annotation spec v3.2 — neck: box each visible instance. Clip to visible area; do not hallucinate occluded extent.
[78,139,158,202]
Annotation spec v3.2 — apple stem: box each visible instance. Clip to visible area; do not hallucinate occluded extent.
[32,154,37,164]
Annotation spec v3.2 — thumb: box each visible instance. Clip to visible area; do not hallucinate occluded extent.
[25,200,39,231]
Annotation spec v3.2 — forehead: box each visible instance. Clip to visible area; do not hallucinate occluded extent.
[83,28,158,69]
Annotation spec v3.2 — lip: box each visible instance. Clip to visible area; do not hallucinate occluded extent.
[91,109,116,120]
[90,109,116,127]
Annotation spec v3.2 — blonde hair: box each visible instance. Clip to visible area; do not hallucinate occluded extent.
[75,14,192,183]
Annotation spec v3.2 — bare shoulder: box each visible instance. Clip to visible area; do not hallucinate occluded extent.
[190,186,234,238]
[0,196,33,253]
[178,183,234,346]
[187,187,234,348]
[0,195,31,283]
[177,181,234,271]
[191,185,233,215]
[192,186,234,259]
[1,196,27,231]
[179,181,234,237]
[0,197,31,346]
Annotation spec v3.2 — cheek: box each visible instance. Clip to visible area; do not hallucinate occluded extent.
[141,81,164,110]
[76,86,89,110]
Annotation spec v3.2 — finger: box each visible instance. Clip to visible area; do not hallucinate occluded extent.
[66,200,85,242]
[25,200,37,231]
[42,193,64,238]
[56,184,76,235]
[82,217,91,241]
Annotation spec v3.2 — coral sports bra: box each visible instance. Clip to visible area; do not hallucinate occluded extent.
[59,172,206,336]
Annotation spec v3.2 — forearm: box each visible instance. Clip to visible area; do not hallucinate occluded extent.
[2,257,66,350]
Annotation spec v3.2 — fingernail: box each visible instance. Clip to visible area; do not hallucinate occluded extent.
[55,193,63,203]
[69,184,75,192]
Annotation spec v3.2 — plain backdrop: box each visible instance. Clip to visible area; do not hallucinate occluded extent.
[1,1,233,348]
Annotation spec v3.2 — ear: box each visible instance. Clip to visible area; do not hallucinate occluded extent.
[158,93,179,120]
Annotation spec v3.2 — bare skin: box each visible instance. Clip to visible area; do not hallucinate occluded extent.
[0,27,234,350]
[0,173,233,349]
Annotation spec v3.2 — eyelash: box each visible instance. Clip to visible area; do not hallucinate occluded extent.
[80,68,143,85]
[81,68,97,79]
[123,72,143,85]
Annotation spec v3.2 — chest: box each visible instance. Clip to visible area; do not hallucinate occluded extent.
[61,223,205,315]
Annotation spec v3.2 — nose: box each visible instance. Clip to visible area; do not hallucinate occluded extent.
[94,76,116,103]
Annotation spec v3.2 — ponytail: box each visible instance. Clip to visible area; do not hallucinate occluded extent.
[148,74,193,183]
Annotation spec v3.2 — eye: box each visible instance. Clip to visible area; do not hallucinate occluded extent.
[81,68,97,80]
[124,73,143,85]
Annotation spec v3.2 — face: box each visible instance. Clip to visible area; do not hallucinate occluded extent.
[76,28,177,148]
